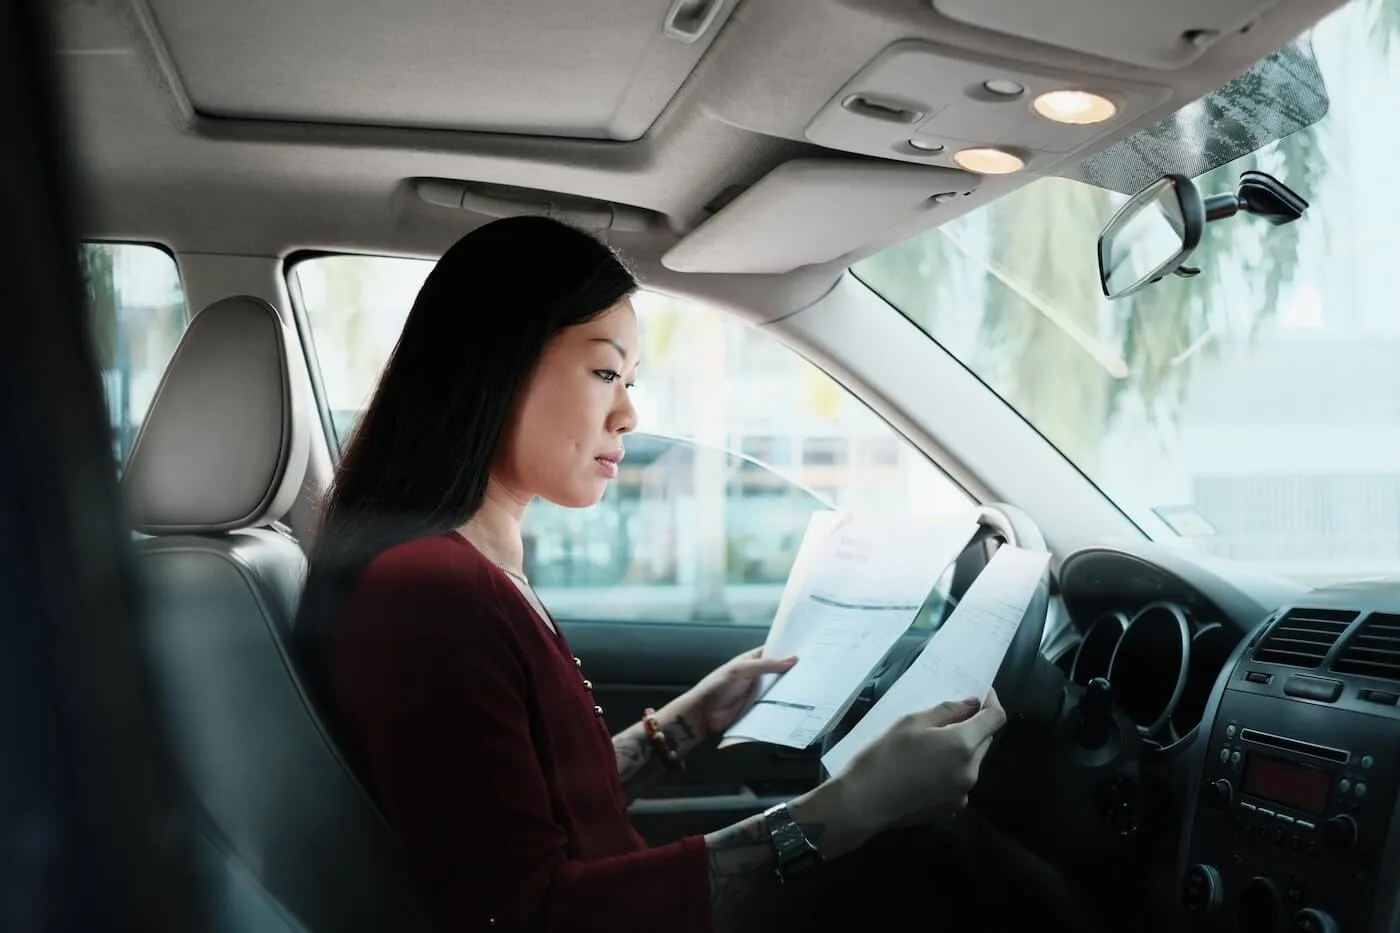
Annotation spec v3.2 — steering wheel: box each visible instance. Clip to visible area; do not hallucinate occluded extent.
[823,503,1059,754]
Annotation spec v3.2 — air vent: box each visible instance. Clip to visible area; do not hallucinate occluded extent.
[1332,613,1400,682]
[1253,608,1356,669]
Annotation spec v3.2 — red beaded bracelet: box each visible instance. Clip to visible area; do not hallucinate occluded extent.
[642,708,685,771]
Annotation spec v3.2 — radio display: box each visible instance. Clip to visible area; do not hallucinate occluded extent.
[1242,753,1331,813]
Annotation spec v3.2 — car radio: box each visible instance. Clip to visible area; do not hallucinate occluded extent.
[1179,617,1400,933]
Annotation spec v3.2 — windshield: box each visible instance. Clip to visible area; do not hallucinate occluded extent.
[855,0,1400,586]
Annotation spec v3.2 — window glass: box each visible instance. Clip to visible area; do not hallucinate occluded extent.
[80,243,189,465]
[293,255,972,624]
[853,0,1400,585]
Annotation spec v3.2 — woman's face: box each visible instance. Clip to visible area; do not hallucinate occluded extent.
[494,298,639,509]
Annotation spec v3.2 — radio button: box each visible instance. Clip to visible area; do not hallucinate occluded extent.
[1295,819,1315,832]
[1359,688,1398,706]
[1338,778,1351,794]
[1257,817,1275,840]
[1226,723,1237,739]
[1231,750,1242,767]
[1354,781,1367,799]
[1361,754,1373,769]
[1220,747,1231,763]
[1207,779,1233,810]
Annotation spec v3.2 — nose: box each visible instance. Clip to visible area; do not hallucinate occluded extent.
[610,385,637,435]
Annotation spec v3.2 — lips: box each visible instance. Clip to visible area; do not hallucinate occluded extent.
[594,448,624,479]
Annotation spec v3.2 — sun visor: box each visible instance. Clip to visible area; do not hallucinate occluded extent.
[930,0,1282,70]
[661,160,979,274]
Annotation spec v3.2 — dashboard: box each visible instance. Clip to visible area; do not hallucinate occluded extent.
[1051,543,1304,751]
[1042,541,1400,933]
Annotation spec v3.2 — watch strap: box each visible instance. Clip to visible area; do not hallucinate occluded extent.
[763,802,824,882]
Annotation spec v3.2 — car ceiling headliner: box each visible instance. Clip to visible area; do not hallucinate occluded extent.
[52,0,1345,319]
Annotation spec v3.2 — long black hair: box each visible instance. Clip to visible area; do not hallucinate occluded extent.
[294,216,636,696]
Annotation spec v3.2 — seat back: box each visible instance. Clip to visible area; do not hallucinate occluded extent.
[123,296,436,933]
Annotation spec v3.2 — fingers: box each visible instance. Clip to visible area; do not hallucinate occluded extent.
[740,654,798,675]
[957,701,1009,746]
[908,696,982,729]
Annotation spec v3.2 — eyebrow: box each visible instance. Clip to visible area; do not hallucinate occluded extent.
[591,337,632,363]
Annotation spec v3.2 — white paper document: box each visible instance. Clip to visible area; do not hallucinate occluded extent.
[820,545,1051,777]
[721,512,979,750]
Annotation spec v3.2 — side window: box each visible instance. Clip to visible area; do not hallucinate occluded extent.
[292,256,973,626]
[80,243,189,466]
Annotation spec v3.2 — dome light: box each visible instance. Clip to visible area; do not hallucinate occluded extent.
[952,147,1025,175]
[1032,90,1118,125]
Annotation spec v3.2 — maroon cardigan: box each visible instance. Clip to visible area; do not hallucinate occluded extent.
[332,532,712,932]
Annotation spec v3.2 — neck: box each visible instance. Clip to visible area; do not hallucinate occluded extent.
[458,477,528,577]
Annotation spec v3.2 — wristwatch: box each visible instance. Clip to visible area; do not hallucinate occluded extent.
[762,802,824,882]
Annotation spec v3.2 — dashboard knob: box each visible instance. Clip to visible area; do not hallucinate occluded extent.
[1181,863,1222,914]
[1237,877,1282,933]
[1322,814,1357,851]
[1291,908,1339,933]
[1206,778,1233,810]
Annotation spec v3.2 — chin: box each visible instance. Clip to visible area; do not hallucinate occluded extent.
[542,482,608,510]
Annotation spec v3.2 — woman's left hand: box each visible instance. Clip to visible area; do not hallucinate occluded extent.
[682,647,798,738]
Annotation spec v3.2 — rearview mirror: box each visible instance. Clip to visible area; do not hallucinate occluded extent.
[1097,170,1309,300]
[1097,174,1203,299]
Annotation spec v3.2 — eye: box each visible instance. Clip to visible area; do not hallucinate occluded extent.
[594,369,621,384]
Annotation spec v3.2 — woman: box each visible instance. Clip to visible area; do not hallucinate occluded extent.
[295,217,1070,933]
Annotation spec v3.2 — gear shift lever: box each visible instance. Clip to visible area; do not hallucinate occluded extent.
[1078,677,1114,750]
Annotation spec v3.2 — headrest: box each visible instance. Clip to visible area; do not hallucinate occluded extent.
[123,296,310,535]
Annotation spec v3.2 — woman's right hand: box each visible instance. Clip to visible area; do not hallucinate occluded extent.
[836,690,1007,839]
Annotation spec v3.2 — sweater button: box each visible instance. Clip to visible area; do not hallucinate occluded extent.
[593,705,605,717]
[574,656,583,670]
[582,679,593,692]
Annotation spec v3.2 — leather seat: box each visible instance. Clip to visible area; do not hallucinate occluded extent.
[123,296,436,933]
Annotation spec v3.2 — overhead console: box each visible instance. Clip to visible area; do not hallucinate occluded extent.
[804,41,1171,173]
[1180,589,1400,933]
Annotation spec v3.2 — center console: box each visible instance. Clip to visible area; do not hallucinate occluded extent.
[1179,599,1400,933]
